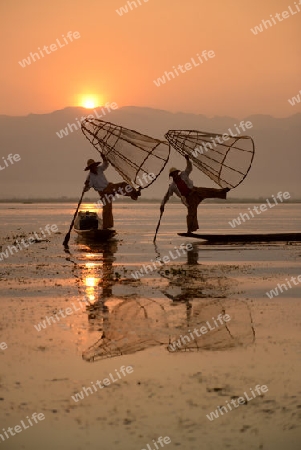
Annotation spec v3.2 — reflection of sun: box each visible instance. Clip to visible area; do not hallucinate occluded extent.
[85,277,98,287]
[84,270,101,303]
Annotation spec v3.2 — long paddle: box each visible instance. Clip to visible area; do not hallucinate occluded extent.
[153,209,164,243]
[63,185,86,246]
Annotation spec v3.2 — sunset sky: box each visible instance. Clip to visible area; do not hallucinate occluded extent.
[1,0,301,117]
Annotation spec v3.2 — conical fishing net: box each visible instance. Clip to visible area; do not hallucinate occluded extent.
[81,118,170,189]
[165,130,255,188]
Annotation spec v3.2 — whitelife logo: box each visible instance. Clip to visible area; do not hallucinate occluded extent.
[0,153,21,171]
[0,412,45,443]
[228,192,291,228]
[192,121,253,157]
[0,341,8,351]
[18,31,81,68]
[71,366,134,402]
[142,436,171,450]
[0,224,58,262]
[168,313,231,352]
[33,299,89,332]
[266,275,301,299]
[206,384,268,421]
[153,51,215,87]
[131,244,193,280]
[250,1,301,35]
[94,172,155,209]
[116,0,149,16]
[288,89,301,106]
[55,102,118,139]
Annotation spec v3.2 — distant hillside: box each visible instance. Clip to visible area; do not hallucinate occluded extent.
[0,106,300,199]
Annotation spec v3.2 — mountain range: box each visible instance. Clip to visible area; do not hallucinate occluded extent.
[0,106,300,200]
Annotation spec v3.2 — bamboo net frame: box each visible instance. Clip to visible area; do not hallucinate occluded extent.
[81,118,170,189]
[165,130,255,189]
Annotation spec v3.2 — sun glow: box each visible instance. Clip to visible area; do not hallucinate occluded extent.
[80,95,101,109]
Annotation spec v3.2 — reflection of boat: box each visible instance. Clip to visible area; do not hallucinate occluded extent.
[74,211,116,240]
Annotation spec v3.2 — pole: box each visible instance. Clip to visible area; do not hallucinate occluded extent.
[153,210,163,243]
[63,185,86,247]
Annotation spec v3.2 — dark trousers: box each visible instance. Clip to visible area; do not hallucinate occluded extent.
[99,182,137,229]
[186,187,227,232]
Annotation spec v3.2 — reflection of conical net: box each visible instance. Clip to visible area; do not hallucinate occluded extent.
[168,299,255,352]
[82,298,255,362]
[81,119,170,189]
[83,298,168,362]
[165,130,255,188]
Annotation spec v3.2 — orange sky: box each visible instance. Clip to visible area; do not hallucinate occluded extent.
[1,0,301,117]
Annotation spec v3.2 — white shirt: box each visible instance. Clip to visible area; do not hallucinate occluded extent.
[86,161,109,192]
[162,159,193,207]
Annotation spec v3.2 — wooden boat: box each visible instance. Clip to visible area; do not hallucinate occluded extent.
[74,211,116,241]
[178,232,301,243]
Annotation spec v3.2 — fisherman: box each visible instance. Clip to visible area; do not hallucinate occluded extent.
[160,155,229,233]
[84,157,140,229]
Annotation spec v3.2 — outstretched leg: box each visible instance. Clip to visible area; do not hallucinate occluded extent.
[103,182,140,200]
[186,187,229,233]
[192,187,229,200]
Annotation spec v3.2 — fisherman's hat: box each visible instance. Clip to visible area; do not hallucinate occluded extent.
[84,159,100,171]
[169,167,179,176]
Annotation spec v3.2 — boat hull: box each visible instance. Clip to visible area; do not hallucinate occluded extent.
[178,232,301,243]
[75,228,116,241]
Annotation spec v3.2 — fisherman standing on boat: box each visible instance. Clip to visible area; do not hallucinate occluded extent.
[160,155,229,233]
[84,157,140,229]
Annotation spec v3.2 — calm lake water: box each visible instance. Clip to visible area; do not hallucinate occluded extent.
[1,201,300,291]
[1,202,301,450]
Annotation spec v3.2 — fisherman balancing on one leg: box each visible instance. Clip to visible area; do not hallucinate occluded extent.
[84,156,141,229]
[160,155,229,233]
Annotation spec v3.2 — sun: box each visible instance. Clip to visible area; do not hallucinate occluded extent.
[80,95,100,109]
[83,99,96,108]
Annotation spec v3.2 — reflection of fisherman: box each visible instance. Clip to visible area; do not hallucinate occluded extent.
[84,157,141,229]
[160,155,229,233]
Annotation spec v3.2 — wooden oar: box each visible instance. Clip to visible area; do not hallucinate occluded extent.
[153,209,163,243]
[63,186,86,247]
